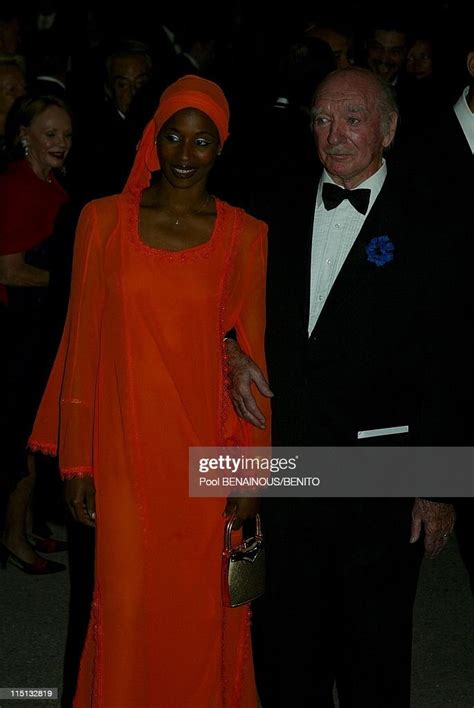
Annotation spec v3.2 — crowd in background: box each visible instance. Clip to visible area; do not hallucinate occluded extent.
[0,2,470,192]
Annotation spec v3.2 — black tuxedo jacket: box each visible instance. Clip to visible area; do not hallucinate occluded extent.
[426,108,473,444]
[391,106,474,444]
[256,169,442,447]
[439,108,473,186]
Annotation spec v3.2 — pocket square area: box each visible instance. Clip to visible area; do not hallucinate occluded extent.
[357,425,409,439]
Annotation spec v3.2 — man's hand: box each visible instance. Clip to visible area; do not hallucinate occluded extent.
[410,499,455,558]
[223,496,261,529]
[65,476,96,527]
[225,338,273,429]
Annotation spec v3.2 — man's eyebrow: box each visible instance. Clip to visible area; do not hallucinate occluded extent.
[346,105,368,113]
[113,73,149,80]
[312,103,369,114]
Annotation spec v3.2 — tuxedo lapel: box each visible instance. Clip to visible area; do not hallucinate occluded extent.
[309,177,400,338]
[279,178,319,329]
[443,110,473,183]
[301,190,316,332]
[265,173,319,353]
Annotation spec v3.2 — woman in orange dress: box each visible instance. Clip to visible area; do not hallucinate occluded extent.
[29,75,270,707]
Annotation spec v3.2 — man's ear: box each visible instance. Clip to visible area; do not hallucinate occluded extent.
[467,51,474,79]
[382,111,398,149]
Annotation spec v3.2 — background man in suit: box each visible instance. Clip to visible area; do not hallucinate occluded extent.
[226,66,455,707]
[391,31,474,594]
[363,15,408,85]
[304,17,354,69]
[445,38,474,595]
[70,39,153,200]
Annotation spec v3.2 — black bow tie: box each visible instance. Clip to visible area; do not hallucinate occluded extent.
[322,182,371,215]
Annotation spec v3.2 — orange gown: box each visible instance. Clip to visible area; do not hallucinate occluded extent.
[29,189,270,708]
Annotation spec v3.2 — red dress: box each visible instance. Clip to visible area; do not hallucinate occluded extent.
[30,189,270,707]
[0,158,69,303]
[0,159,68,491]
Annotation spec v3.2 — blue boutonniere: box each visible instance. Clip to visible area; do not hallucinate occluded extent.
[365,235,394,267]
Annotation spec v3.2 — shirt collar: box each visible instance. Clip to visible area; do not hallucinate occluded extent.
[36,75,66,90]
[37,11,56,30]
[274,96,289,109]
[162,25,181,54]
[453,86,474,154]
[316,159,388,211]
[182,52,200,69]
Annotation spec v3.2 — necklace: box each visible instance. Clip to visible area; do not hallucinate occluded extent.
[161,193,210,226]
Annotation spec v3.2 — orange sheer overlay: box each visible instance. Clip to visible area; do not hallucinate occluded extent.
[29,189,270,707]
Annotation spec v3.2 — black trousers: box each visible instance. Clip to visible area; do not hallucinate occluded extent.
[252,498,423,708]
[454,499,474,595]
[61,522,95,707]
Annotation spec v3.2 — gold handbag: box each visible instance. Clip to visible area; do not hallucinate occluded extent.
[221,513,265,607]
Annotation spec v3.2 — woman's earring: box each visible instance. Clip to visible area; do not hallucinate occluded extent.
[21,139,29,157]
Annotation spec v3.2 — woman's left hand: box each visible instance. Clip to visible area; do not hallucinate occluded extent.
[223,496,260,529]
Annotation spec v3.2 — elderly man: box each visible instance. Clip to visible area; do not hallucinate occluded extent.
[227,67,455,707]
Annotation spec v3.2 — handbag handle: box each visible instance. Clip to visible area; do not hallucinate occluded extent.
[225,513,262,552]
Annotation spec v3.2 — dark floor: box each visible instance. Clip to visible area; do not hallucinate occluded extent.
[0,526,473,708]
[411,540,474,707]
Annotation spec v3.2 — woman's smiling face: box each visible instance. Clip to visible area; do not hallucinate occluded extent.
[156,108,220,189]
[21,105,72,177]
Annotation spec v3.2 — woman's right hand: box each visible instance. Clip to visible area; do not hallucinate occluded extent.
[64,476,96,527]
[0,252,50,287]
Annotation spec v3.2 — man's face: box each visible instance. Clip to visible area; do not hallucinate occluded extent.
[366,30,407,82]
[308,28,352,69]
[406,39,433,79]
[108,55,150,115]
[0,65,26,116]
[0,18,20,54]
[312,71,397,189]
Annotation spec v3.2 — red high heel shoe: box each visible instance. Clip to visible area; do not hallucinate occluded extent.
[0,543,66,574]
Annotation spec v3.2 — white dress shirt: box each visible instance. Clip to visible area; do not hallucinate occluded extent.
[37,11,56,31]
[308,161,387,336]
[453,87,474,154]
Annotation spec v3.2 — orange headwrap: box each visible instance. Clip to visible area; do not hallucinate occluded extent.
[123,75,230,192]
